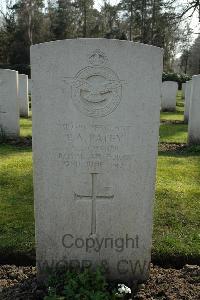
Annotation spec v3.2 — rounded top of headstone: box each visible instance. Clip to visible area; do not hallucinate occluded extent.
[0,68,17,74]
[31,38,163,55]
[162,81,178,87]
[0,69,18,81]
[192,74,200,80]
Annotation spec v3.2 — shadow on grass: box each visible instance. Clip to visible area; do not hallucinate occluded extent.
[0,138,32,153]
[1,252,199,269]
[161,110,183,116]
[159,144,200,157]
[176,101,184,108]
[0,250,35,266]
[151,254,200,268]
[20,116,32,120]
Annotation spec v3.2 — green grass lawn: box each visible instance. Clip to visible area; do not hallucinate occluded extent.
[0,95,199,266]
[154,151,200,264]
[160,111,184,122]
[159,124,188,143]
[0,144,34,262]
[20,117,32,137]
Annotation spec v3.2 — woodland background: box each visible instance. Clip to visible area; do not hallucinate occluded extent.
[0,0,199,77]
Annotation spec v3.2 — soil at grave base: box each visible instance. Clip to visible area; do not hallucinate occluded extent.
[0,264,199,300]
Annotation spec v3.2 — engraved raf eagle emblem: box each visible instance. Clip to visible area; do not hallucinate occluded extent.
[75,77,121,104]
[71,49,124,117]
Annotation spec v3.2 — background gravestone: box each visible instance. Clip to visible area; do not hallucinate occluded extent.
[0,69,19,137]
[188,75,200,144]
[182,82,186,98]
[161,81,178,111]
[31,39,163,282]
[18,74,29,117]
[184,80,192,123]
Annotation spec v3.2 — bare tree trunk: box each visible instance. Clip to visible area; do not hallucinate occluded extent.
[141,0,147,43]
[25,0,34,45]
[83,1,87,37]
[129,0,133,41]
[151,0,156,44]
[83,0,87,38]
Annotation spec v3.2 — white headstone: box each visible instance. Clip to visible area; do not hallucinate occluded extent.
[184,80,192,123]
[31,39,163,282]
[182,82,186,97]
[188,75,200,144]
[161,81,178,111]
[0,69,19,137]
[18,74,29,117]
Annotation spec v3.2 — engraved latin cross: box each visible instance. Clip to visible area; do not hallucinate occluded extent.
[74,173,114,235]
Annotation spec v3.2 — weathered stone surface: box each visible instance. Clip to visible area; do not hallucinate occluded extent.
[184,81,192,123]
[0,69,19,137]
[188,75,200,144]
[18,74,29,117]
[31,39,163,282]
[161,81,178,111]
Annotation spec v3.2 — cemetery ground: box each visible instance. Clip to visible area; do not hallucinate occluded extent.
[0,92,199,299]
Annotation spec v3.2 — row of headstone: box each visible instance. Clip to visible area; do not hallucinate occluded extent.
[161,81,178,111]
[160,78,200,144]
[0,69,29,137]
